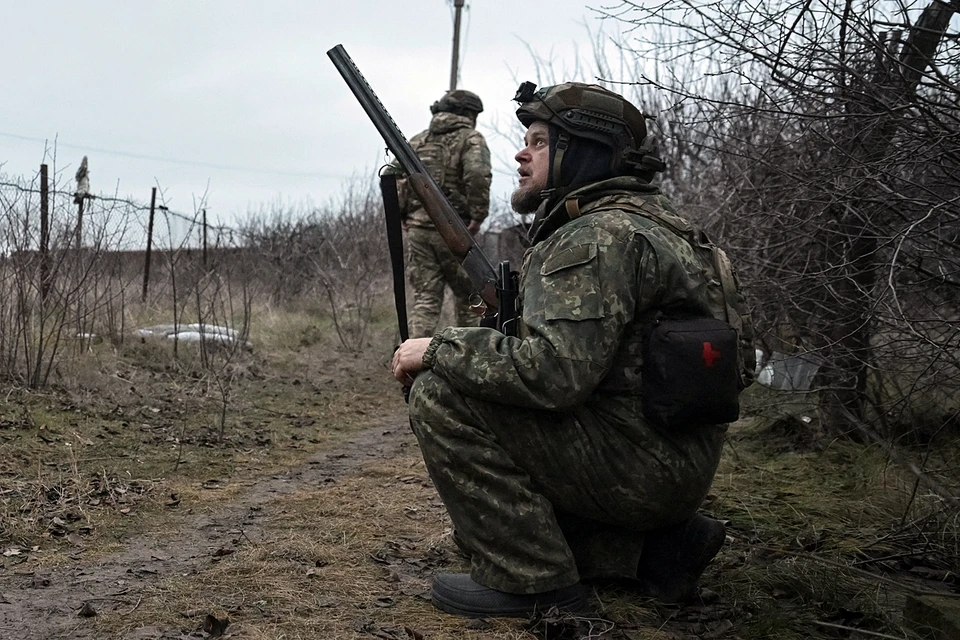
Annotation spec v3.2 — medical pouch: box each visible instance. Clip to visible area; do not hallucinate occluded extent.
[642,317,741,427]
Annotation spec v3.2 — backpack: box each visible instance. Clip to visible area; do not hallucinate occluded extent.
[635,205,755,426]
[398,130,467,218]
[411,133,453,191]
[581,194,756,426]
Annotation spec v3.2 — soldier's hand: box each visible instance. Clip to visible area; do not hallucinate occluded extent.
[392,338,432,385]
[467,220,482,235]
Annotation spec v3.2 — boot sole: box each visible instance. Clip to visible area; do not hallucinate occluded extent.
[431,586,589,619]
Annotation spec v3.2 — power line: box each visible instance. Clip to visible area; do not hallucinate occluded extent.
[0,131,350,180]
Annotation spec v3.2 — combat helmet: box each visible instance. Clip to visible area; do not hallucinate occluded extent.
[514,81,664,184]
[431,89,484,116]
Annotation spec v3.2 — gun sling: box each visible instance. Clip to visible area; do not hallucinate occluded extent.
[379,171,409,342]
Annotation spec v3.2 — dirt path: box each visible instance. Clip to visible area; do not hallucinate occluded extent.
[0,409,413,640]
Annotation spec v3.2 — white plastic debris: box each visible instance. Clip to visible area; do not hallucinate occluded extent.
[755,350,822,392]
[167,331,237,345]
[136,324,251,349]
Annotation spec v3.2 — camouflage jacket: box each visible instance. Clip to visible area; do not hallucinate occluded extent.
[422,176,754,414]
[399,112,492,229]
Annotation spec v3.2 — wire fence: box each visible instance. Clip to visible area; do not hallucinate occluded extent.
[0,167,242,256]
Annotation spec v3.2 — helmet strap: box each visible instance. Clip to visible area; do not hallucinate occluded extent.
[552,132,569,190]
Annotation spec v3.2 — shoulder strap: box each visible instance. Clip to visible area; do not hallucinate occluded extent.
[712,247,740,331]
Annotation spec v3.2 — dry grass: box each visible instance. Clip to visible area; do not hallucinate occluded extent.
[89,389,959,639]
[95,455,484,639]
[0,307,398,562]
[3,309,959,639]
[93,455,681,640]
[707,387,960,638]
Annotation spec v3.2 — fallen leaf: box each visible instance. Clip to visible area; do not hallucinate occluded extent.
[465,618,492,630]
[202,613,229,638]
[702,619,734,639]
[352,617,375,633]
[698,587,720,603]
[316,595,341,607]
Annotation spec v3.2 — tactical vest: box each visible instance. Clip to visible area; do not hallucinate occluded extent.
[401,128,472,227]
[413,134,453,189]
[550,188,756,425]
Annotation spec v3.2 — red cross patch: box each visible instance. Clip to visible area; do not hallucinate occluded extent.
[702,342,721,367]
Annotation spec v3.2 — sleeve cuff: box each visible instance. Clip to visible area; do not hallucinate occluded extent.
[421,333,444,370]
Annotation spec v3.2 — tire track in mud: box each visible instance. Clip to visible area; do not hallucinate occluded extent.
[0,409,413,640]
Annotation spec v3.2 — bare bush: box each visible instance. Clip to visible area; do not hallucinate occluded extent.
[237,175,391,352]
[0,169,139,387]
[1,165,256,454]
[595,0,960,438]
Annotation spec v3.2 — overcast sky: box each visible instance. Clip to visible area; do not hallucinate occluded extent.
[1,1,627,228]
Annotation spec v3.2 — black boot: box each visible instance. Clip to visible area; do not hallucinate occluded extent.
[635,514,725,604]
[430,573,589,618]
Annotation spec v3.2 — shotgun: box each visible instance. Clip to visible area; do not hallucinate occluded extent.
[327,44,518,335]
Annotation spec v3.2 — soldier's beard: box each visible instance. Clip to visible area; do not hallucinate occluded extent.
[511,178,547,214]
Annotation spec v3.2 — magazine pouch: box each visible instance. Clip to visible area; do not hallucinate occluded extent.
[643,316,741,427]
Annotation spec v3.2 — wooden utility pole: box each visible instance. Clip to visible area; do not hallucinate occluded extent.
[449,0,465,91]
[40,164,50,302]
[142,187,156,302]
[75,200,84,250]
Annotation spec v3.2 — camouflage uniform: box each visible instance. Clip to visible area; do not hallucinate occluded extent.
[400,111,492,338]
[408,176,753,594]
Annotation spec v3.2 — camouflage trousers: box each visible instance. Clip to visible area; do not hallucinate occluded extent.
[408,371,726,594]
[405,227,481,339]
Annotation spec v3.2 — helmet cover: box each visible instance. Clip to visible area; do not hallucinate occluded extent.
[514,81,664,179]
[431,89,484,116]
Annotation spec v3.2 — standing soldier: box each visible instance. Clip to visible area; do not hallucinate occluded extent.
[398,89,492,338]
